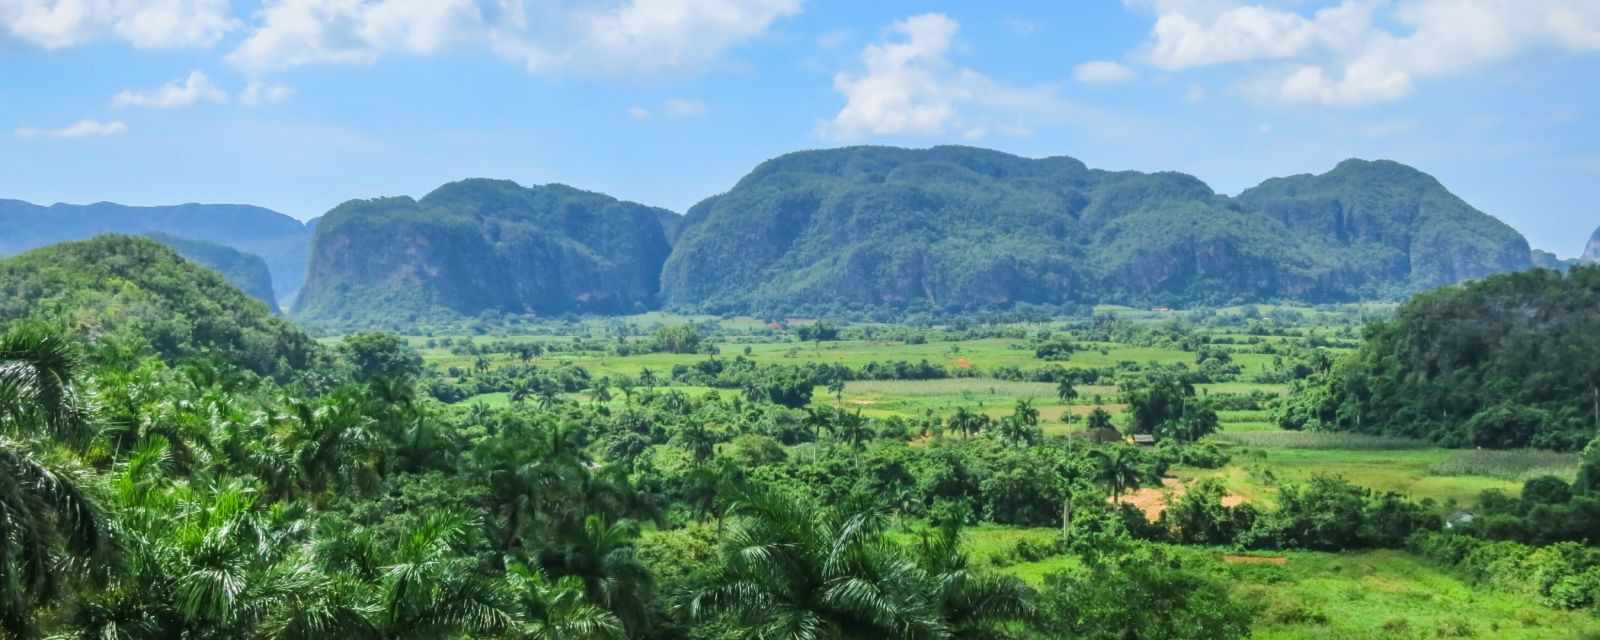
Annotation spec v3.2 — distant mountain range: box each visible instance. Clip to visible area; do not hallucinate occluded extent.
[3,146,1586,326]
[659,147,1532,315]
[0,199,312,305]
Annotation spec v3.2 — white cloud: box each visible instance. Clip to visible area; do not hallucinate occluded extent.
[228,0,484,71]
[662,98,706,118]
[0,0,237,49]
[628,105,652,120]
[15,119,127,139]
[1128,0,1600,106]
[112,70,228,108]
[1073,60,1135,85]
[490,0,802,74]
[227,0,800,74]
[821,13,1088,141]
[241,80,295,106]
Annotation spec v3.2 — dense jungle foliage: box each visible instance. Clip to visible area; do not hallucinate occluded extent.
[1278,265,1600,450]
[5,235,1600,639]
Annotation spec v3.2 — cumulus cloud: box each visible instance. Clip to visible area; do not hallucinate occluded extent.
[0,0,237,49]
[112,70,228,108]
[15,119,128,139]
[821,13,1086,141]
[228,0,800,74]
[489,0,801,74]
[240,80,295,106]
[228,0,484,71]
[1073,60,1135,85]
[1127,0,1600,106]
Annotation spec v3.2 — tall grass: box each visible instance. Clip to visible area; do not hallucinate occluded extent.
[1428,449,1581,482]
[1214,431,1432,450]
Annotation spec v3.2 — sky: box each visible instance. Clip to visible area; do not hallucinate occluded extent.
[2,0,1598,256]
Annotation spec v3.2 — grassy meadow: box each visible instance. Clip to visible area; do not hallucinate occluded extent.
[390,310,1588,638]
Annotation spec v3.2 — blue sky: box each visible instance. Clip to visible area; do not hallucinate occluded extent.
[3,0,1597,255]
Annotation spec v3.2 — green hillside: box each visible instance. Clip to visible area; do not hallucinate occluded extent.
[661,146,1532,315]
[1280,265,1600,450]
[1235,159,1533,292]
[145,232,279,312]
[0,199,313,304]
[293,179,675,327]
[0,235,319,378]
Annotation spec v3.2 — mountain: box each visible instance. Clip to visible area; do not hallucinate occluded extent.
[1532,249,1579,272]
[660,146,1532,314]
[1585,225,1600,263]
[0,199,313,304]
[657,211,687,244]
[145,232,279,312]
[0,235,319,378]
[293,179,675,327]
[1284,265,1600,451]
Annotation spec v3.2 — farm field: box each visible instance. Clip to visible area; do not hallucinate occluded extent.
[414,312,1563,514]
[370,308,1598,636]
[995,542,1600,639]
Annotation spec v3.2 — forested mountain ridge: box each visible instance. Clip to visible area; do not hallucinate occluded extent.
[1280,264,1600,451]
[293,179,675,326]
[144,232,279,312]
[661,146,1532,315]
[1235,158,1532,292]
[0,235,320,378]
[0,199,313,304]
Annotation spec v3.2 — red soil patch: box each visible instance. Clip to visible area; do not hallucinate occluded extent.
[1117,478,1248,521]
[951,357,973,369]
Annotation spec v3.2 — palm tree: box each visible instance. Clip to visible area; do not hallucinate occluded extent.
[511,378,537,407]
[802,406,833,444]
[911,522,1036,638]
[280,391,386,498]
[0,325,112,637]
[637,368,658,389]
[542,515,654,635]
[504,561,624,640]
[1012,399,1039,427]
[1055,379,1078,405]
[994,416,1038,446]
[947,407,981,440]
[838,408,871,451]
[374,512,511,637]
[1091,446,1148,505]
[0,323,93,441]
[827,380,846,407]
[537,384,562,411]
[686,488,950,639]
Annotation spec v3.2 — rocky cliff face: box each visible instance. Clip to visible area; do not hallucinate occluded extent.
[293,180,675,326]
[659,146,1532,314]
[1585,225,1600,263]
